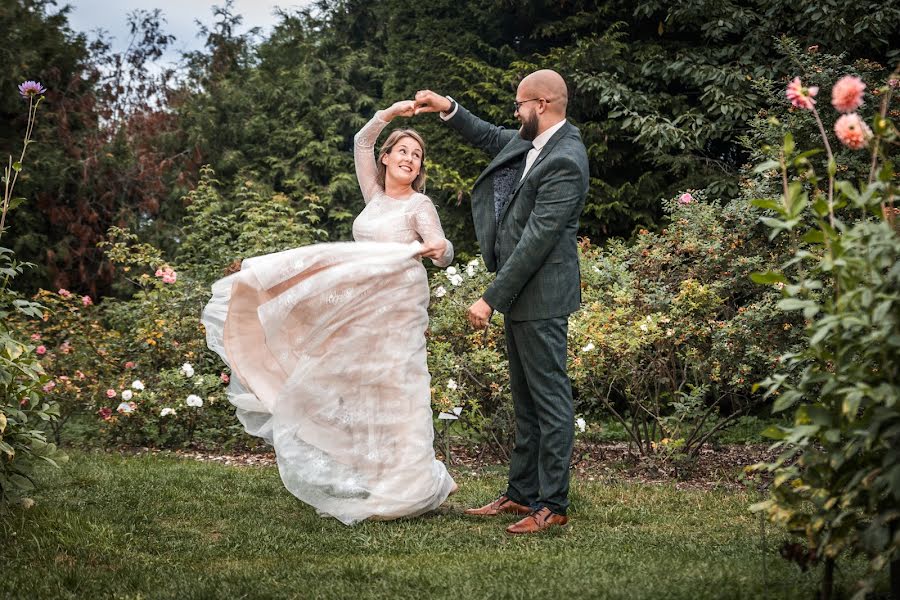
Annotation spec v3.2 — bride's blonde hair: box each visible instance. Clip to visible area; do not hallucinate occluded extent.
[376,129,427,193]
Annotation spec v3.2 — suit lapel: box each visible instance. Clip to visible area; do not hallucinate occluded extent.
[472,137,532,190]
[498,123,572,224]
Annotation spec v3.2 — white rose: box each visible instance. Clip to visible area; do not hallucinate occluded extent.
[575,417,587,433]
[581,342,595,352]
[448,274,463,286]
[434,286,447,298]
[640,324,649,332]
[121,390,133,401]
[181,363,195,378]
[185,394,203,407]
[466,264,476,277]
[116,402,134,414]
[447,378,458,391]
[445,266,457,276]
[160,407,176,417]
[131,380,145,391]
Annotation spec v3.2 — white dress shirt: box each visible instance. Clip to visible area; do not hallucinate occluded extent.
[521,118,566,180]
[439,98,566,181]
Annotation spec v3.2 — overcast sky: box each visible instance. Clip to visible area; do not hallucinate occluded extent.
[64,0,310,68]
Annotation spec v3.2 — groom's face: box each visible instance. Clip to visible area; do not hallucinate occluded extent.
[518,108,540,142]
[515,91,541,141]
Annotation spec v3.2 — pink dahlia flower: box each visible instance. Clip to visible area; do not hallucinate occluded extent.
[834,113,872,150]
[786,77,818,110]
[831,76,865,113]
[18,80,46,98]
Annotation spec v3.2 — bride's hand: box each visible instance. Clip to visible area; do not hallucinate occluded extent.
[383,100,416,122]
[418,239,447,261]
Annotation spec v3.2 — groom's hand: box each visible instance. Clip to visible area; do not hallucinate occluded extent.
[414,90,452,115]
[467,298,493,330]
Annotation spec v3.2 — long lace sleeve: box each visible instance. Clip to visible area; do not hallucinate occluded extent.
[354,111,389,204]
[413,196,454,268]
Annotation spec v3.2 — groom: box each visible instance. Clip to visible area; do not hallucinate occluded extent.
[415,70,589,534]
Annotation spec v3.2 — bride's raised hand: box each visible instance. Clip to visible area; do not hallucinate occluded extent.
[384,100,416,121]
[414,90,451,115]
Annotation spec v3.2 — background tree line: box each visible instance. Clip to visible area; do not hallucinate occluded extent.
[4,0,898,297]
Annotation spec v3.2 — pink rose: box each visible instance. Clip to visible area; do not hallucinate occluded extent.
[124,361,136,369]
[831,75,865,113]
[155,266,177,284]
[75,370,86,380]
[834,113,872,150]
[82,295,93,306]
[786,77,818,110]
[57,288,72,298]
[30,333,41,341]
[98,407,113,421]
[42,381,56,392]
[678,193,693,205]
[220,372,230,384]
[35,345,47,355]
[106,389,117,398]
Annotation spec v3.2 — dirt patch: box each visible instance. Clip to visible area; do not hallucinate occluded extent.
[116,440,778,491]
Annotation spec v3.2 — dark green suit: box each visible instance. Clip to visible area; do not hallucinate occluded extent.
[445,105,589,514]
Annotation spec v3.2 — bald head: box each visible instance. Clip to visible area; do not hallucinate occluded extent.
[518,69,568,116]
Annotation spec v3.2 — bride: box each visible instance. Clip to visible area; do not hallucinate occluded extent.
[201,100,457,524]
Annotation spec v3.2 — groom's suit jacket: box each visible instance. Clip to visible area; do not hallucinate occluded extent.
[446,105,590,321]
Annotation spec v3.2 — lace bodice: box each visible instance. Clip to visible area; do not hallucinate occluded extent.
[352,113,454,268]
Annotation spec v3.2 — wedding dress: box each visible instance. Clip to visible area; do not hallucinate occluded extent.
[201,112,456,524]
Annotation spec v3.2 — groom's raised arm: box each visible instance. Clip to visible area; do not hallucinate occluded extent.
[415,90,517,156]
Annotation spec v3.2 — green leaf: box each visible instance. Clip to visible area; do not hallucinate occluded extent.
[11,162,21,172]
[783,132,795,156]
[842,396,861,418]
[827,158,837,178]
[773,391,802,412]
[761,425,786,440]
[812,197,830,217]
[778,298,814,312]
[802,230,825,244]
[750,271,787,284]
[753,160,780,173]
[750,198,783,212]
[6,197,26,212]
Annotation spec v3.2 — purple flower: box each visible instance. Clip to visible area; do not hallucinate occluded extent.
[18,80,46,98]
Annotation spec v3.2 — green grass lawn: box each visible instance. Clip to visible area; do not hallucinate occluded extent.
[0,451,883,599]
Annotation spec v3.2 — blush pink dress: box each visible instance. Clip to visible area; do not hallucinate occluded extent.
[201,112,456,524]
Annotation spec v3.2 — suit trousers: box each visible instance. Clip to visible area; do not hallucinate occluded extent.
[503,315,574,514]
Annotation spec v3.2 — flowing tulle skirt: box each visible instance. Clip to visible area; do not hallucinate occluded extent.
[201,241,454,525]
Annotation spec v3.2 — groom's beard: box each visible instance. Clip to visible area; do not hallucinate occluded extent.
[518,112,539,141]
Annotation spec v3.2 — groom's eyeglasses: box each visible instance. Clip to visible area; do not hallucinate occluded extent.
[513,98,545,112]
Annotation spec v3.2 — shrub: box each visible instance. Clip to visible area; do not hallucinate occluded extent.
[750,70,899,599]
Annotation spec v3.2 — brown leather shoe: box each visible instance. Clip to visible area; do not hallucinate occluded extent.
[464,494,532,516]
[506,507,569,534]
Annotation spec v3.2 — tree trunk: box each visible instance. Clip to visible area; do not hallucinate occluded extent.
[891,552,899,600]
[821,557,834,600]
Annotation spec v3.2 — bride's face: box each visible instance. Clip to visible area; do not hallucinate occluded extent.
[381,137,422,187]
